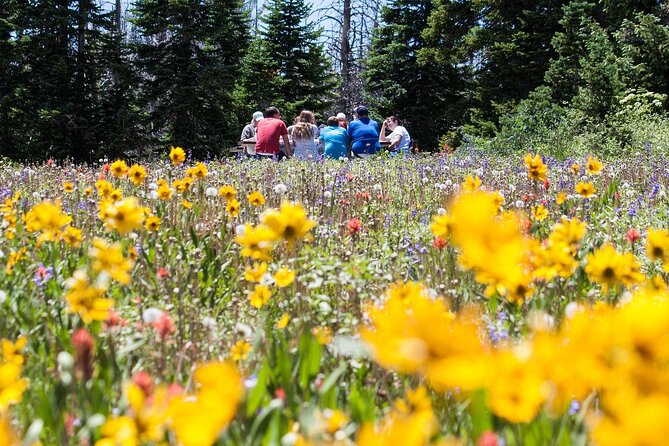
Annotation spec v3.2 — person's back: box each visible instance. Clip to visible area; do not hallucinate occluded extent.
[256,107,289,156]
[348,108,380,156]
[320,117,349,159]
[292,122,318,160]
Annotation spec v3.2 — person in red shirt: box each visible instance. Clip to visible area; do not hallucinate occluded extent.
[256,106,292,158]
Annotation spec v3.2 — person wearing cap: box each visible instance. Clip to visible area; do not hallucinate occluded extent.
[379,116,411,156]
[336,113,348,130]
[347,106,380,158]
[240,111,264,141]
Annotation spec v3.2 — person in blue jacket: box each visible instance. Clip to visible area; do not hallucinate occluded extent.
[347,106,380,158]
[320,116,349,159]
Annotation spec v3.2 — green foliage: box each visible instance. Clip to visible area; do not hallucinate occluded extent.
[237,0,336,121]
[132,0,250,157]
[364,0,465,150]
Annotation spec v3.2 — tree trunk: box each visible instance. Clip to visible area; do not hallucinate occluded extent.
[338,0,351,111]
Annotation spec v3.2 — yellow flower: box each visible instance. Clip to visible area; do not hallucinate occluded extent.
[235,224,276,260]
[312,326,332,345]
[168,362,243,446]
[548,217,586,248]
[243,262,268,283]
[430,214,452,238]
[586,155,603,175]
[448,192,531,303]
[230,340,251,361]
[124,383,169,443]
[144,215,161,232]
[571,163,581,175]
[65,270,114,323]
[646,228,669,263]
[157,185,173,201]
[186,162,208,179]
[585,244,644,291]
[276,313,290,329]
[96,179,113,198]
[63,181,74,193]
[524,153,547,181]
[575,181,596,198]
[181,176,194,192]
[487,351,545,423]
[226,199,240,219]
[127,164,147,186]
[261,201,316,245]
[89,238,134,285]
[589,388,669,446]
[62,226,83,247]
[181,199,192,209]
[5,248,27,275]
[84,186,93,196]
[1,337,26,366]
[218,185,237,201]
[530,240,578,282]
[169,146,186,166]
[24,201,72,242]
[273,267,295,288]
[324,409,348,434]
[531,204,548,222]
[0,362,29,411]
[110,160,129,178]
[361,282,492,391]
[247,191,265,206]
[94,416,138,446]
[102,197,146,234]
[249,285,272,308]
[358,403,436,446]
[109,188,123,202]
[556,191,567,205]
[0,415,19,446]
[462,174,482,192]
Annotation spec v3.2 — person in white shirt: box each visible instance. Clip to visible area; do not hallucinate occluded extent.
[240,111,264,141]
[379,116,411,156]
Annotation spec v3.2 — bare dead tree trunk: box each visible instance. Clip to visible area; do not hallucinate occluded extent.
[339,0,351,110]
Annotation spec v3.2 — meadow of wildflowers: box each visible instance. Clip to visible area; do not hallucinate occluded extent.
[1,148,669,445]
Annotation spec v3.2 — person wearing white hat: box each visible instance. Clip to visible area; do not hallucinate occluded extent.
[240,111,264,141]
[336,112,348,130]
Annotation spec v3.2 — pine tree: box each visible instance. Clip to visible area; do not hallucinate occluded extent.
[6,0,117,160]
[238,0,335,120]
[132,0,250,156]
[364,0,466,150]
[422,0,568,136]
[0,0,21,152]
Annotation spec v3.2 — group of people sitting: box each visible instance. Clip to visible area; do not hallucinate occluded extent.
[239,106,411,160]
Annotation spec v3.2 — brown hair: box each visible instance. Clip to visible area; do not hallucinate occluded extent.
[298,110,314,124]
[327,116,338,126]
[386,116,400,124]
[292,122,314,140]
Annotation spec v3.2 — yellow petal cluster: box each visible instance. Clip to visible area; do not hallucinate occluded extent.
[524,153,547,181]
[168,362,243,446]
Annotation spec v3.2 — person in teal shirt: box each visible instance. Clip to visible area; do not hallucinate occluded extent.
[320,116,349,159]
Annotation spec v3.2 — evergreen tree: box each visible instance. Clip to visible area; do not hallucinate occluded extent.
[132,0,250,156]
[238,0,335,120]
[544,1,667,119]
[364,0,466,150]
[3,0,127,160]
[422,0,568,136]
